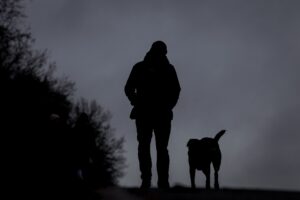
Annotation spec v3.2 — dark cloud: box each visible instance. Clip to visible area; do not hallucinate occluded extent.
[26,0,300,190]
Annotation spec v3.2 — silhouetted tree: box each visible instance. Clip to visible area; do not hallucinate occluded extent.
[1,1,124,197]
[1,0,74,195]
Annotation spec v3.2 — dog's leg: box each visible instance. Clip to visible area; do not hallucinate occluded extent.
[203,166,210,189]
[189,167,196,189]
[213,154,221,190]
[214,171,219,189]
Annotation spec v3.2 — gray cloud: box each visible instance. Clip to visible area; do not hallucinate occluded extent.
[26,0,300,190]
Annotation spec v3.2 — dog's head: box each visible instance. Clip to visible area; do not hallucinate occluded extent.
[187,139,199,148]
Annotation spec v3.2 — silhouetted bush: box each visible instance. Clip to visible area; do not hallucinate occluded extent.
[72,99,125,188]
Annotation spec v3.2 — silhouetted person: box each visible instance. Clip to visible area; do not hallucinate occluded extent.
[125,41,181,189]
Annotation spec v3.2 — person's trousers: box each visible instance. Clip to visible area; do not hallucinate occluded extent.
[136,118,171,187]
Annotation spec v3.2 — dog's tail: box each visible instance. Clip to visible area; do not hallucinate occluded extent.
[214,130,226,141]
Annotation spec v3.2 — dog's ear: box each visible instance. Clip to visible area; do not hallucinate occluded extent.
[187,139,197,147]
[187,140,192,147]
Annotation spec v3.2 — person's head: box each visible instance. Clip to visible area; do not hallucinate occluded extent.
[149,41,167,56]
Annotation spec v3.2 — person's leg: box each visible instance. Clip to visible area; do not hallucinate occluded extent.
[136,119,153,188]
[154,119,171,188]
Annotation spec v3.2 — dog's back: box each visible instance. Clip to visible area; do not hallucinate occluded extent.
[187,137,220,170]
[187,130,225,166]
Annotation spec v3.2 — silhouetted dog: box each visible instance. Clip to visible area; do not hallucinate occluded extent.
[187,130,226,189]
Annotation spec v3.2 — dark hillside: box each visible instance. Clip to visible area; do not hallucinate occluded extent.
[98,187,300,200]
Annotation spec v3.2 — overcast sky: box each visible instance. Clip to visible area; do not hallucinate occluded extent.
[26,0,300,190]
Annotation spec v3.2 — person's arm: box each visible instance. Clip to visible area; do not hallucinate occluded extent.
[169,65,181,109]
[125,64,138,106]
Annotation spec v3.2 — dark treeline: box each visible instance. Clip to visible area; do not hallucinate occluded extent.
[1,0,124,198]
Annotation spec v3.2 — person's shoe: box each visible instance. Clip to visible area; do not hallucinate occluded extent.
[140,181,151,189]
[157,181,169,189]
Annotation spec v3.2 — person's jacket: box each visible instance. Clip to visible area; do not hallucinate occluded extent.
[125,55,181,120]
